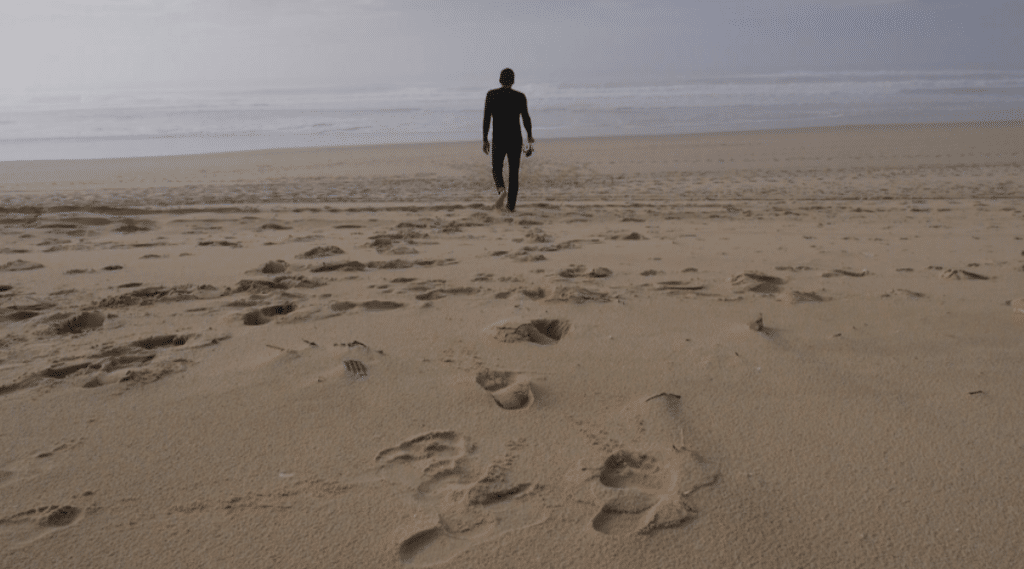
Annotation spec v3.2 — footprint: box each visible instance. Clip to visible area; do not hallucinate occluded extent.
[415,290,447,301]
[1,309,42,322]
[941,269,989,280]
[520,287,545,300]
[657,280,704,292]
[467,481,533,506]
[50,311,104,334]
[881,289,926,299]
[261,303,297,316]
[731,272,784,294]
[260,260,289,274]
[475,370,534,410]
[822,268,869,277]
[344,360,368,379]
[598,451,668,490]
[582,446,715,536]
[41,361,100,379]
[558,264,587,278]
[362,300,404,311]
[786,290,825,303]
[375,431,473,492]
[131,334,189,349]
[0,260,44,272]
[550,286,611,303]
[0,505,83,546]
[591,493,675,536]
[317,341,383,382]
[296,245,344,259]
[399,521,493,567]
[398,496,545,567]
[593,493,699,537]
[243,310,271,325]
[377,432,546,566]
[330,301,358,312]
[242,303,297,325]
[569,394,719,536]
[40,506,81,527]
[496,319,569,345]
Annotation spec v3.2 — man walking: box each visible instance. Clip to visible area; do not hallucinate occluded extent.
[483,68,534,213]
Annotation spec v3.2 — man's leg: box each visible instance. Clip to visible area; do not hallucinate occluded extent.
[491,145,507,191]
[506,144,522,211]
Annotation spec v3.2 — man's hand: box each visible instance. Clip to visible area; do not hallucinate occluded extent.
[483,140,490,155]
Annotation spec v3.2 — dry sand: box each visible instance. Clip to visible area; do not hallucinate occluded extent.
[1,122,1023,568]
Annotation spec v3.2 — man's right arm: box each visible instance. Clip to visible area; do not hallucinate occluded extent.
[521,93,534,144]
[482,92,492,154]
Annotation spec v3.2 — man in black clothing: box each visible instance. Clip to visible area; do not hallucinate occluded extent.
[483,68,534,213]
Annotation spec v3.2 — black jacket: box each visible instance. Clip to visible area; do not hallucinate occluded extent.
[483,87,532,145]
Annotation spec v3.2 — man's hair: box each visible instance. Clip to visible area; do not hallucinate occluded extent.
[499,68,515,86]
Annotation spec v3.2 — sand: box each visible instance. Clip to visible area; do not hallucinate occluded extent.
[1,122,1023,568]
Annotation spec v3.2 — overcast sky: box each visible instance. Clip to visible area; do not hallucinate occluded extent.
[2,0,1021,92]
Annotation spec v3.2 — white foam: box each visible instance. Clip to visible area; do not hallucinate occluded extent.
[3,70,1022,161]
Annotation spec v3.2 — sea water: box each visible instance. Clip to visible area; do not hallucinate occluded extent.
[1,70,1021,162]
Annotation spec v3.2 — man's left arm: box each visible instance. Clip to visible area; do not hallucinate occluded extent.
[522,94,534,144]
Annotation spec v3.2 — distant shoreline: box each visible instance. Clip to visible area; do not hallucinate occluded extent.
[2,118,1022,167]
[5,67,1021,162]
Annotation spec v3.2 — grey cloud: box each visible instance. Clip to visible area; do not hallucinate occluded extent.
[2,0,1019,94]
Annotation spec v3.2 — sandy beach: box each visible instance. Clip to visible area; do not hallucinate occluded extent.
[2,122,1023,568]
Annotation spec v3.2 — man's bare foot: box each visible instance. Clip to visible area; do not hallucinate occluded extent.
[494,189,507,210]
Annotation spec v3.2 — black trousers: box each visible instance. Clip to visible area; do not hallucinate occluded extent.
[491,140,522,211]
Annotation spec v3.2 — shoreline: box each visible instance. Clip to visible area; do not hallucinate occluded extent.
[1,120,1021,211]
[3,118,1022,166]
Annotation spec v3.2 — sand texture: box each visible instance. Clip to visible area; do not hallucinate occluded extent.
[2,122,1024,568]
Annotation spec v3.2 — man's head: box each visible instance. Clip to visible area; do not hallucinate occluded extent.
[499,68,515,87]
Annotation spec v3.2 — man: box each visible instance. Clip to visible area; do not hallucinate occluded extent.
[483,68,534,213]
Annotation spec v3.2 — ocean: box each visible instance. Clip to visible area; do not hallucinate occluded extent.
[1,70,1021,162]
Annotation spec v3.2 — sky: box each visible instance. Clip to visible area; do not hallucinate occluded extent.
[2,0,1021,93]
